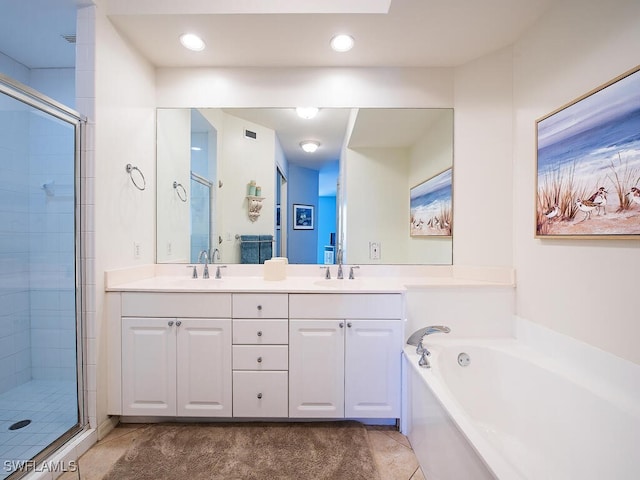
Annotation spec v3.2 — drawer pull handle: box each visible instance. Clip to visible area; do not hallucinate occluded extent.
[257,305,263,311]
[347,322,352,328]
[176,321,182,327]
[257,357,263,363]
[257,331,263,337]
[168,321,174,327]
[339,322,344,328]
[257,393,263,399]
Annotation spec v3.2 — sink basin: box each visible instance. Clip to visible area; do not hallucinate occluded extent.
[313,279,364,288]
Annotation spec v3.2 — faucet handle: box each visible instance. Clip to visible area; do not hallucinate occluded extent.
[187,265,198,279]
[348,265,360,279]
[320,266,331,279]
[215,265,227,279]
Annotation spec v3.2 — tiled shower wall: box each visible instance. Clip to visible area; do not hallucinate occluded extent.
[0,82,32,395]
[29,69,77,381]
[0,59,77,391]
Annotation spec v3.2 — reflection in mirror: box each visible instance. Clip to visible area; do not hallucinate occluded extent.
[157,109,217,263]
[156,108,453,265]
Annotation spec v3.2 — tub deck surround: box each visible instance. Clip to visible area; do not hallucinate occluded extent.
[404,334,640,480]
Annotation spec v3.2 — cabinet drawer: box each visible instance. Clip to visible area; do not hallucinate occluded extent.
[289,294,402,319]
[233,345,288,370]
[232,294,288,318]
[233,371,288,417]
[233,319,288,345]
[122,292,232,318]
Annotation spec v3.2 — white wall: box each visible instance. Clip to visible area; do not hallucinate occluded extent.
[156,67,454,108]
[510,0,640,365]
[453,47,514,267]
[81,4,156,430]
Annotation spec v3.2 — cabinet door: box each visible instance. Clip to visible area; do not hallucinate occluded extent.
[176,318,232,417]
[289,319,344,418]
[345,319,402,418]
[122,317,176,416]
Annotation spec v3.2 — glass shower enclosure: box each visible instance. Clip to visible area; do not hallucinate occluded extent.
[0,76,84,479]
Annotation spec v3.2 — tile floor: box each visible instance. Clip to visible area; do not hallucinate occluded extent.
[59,423,425,480]
[0,380,78,480]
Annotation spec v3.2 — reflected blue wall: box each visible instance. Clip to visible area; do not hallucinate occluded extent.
[287,164,318,264]
[317,196,336,264]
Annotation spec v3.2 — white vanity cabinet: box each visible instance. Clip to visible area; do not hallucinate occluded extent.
[116,292,232,417]
[231,294,289,417]
[288,294,403,419]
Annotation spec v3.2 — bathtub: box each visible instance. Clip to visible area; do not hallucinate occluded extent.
[404,339,640,480]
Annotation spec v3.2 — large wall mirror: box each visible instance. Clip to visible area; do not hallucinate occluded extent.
[156,107,453,265]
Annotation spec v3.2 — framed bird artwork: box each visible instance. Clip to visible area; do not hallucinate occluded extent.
[535,65,640,238]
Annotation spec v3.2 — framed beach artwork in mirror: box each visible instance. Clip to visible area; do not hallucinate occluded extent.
[293,204,314,230]
[535,65,640,238]
[410,168,452,237]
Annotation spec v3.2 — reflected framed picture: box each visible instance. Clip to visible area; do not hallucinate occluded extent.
[410,168,453,237]
[535,65,640,238]
[293,204,314,230]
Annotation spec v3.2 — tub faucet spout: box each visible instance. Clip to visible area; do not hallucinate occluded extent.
[407,325,450,368]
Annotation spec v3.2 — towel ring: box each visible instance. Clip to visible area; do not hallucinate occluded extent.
[126,164,146,191]
[173,181,187,202]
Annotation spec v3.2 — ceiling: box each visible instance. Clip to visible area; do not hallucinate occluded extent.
[0,0,553,69]
[107,0,553,68]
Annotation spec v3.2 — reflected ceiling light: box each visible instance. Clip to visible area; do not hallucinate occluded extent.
[191,146,202,151]
[296,107,319,119]
[179,33,206,51]
[330,34,354,52]
[300,140,320,153]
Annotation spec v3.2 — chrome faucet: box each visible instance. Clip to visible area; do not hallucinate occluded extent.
[336,248,344,279]
[215,265,227,279]
[212,248,221,263]
[320,266,331,279]
[406,325,451,368]
[348,265,360,279]
[198,250,210,279]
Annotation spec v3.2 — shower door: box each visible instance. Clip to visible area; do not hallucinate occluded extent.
[0,75,84,479]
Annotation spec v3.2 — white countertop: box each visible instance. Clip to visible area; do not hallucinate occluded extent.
[105,264,515,293]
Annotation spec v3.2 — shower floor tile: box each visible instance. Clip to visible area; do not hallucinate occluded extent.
[0,380,77,480]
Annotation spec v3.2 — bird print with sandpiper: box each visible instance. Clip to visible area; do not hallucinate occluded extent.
[536,65,640,238]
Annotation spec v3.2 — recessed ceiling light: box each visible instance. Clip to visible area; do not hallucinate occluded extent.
[191,146,202,151]
[300,141,320,153]
[330,34,354,52]
[179,33,206,52]
[296,107,319,119]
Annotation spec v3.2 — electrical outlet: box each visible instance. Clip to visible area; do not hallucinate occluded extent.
[134,242,141,259]
[369,241,380,260]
